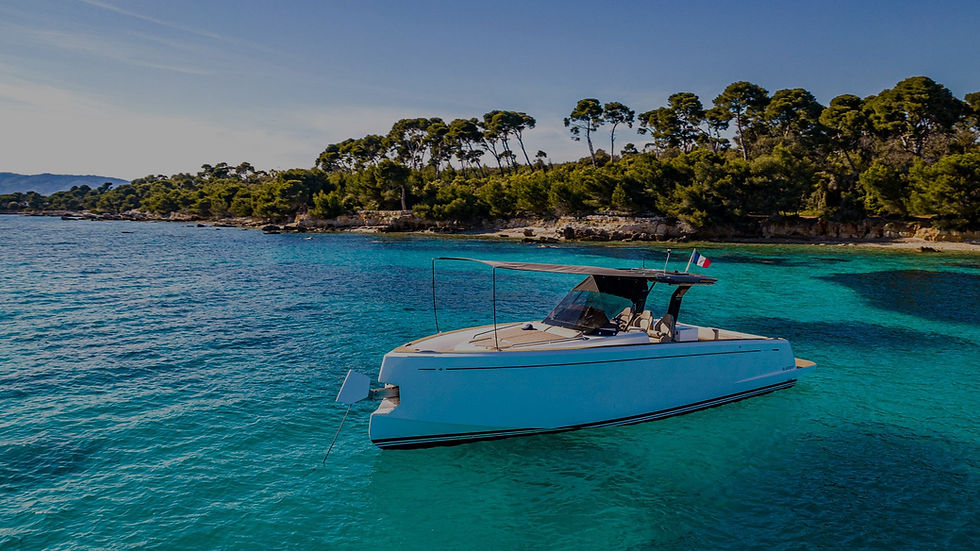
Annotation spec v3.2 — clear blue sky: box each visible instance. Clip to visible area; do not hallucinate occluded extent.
[1,0,978,180]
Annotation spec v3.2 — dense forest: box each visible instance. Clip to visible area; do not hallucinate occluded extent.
[4,76,979,229]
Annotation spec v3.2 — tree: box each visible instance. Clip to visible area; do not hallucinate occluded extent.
[603,102,634,159]
[713,81,769,160]
[909,152,980,228]
[349,135,387,168]
[374,159,412,210]
[253,179,304,219]
[859,160,907,216]
[620,143,639,156]
[425,119,451,175]
[702,105,730,152]
[490,111,518,171]
[316,139,359,172]
[637,107,680,152]
[748,144,816,216]
[610,183,633,212]
[508,112,537,167]
[864,76,965,159]
[637,94,704,154]
[498,150,517,171]
[480,111,507,173]
[564,98,604,166]
[387,118,434,170]
[819,94,872,210]
[310,189,345,218]
[820,94,870,175]
[534,150,549,171]
[668,93,705,151]
[962,91,980,137]
[446,118,486,177]
[765,88,824,143]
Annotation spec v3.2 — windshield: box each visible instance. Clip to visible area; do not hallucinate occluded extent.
[543,290,632,333]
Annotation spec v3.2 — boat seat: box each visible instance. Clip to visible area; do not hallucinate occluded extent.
[631,310,653,332]
[650,313,675,343]
[612,307,634,331]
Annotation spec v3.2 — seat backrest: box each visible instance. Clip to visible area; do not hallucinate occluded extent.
[634,310,652,331]
[650,313,675,342]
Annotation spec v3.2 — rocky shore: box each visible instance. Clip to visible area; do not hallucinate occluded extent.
[18,209,980,252]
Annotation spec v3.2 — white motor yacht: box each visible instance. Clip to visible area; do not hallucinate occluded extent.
[338,257,815,449]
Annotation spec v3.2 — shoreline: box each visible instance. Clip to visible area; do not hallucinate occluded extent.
[11,210,980,253]
[475,225,980,252]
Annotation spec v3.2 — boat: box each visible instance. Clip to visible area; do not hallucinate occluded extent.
[337,257,815,449]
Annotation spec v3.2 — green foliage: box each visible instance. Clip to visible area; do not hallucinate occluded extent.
[748,145,816,215]
[610,183,632,212]
[229,189,254,217]
[252,179,300,219]
[864,76,965,159]
[603,102,635,159]
[310,190,345,219]
[414,178,488,221]
[765,88,824,145]
[859,160,908,216]
[508,170,551,215]
[908,152,980,228]
[713,81,769,160]
[476,179,515,218]
[374,160,412,210]
[564,98,605,166]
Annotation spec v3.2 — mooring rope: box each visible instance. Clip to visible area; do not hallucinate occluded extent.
[322,404,353,465]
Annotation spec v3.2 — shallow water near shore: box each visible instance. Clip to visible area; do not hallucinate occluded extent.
[1,216,978,550]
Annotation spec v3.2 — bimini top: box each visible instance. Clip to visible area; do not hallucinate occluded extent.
[438,257,716,286]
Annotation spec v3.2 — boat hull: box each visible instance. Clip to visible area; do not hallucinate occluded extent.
[369,338,812,449]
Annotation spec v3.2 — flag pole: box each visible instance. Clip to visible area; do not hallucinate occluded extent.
[684,249,696,273]
[662,248,671,272]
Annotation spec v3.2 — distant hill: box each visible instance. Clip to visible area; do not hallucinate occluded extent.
[0,173,130,195]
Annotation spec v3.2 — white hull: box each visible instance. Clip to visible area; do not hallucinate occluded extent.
[369,332,813,449]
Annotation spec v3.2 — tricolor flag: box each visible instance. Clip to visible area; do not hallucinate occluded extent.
[685,249,711,272]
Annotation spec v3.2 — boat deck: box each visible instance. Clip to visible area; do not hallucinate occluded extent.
[395,317,770,354]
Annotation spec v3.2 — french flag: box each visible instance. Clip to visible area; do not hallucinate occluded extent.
[690,249,711,269]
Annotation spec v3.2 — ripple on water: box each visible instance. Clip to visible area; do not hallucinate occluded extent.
[0,217,977,550]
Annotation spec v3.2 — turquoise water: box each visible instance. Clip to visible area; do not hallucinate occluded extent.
[1,216,978,550]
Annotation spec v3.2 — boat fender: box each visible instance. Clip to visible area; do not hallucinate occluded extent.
[336,370,371,404]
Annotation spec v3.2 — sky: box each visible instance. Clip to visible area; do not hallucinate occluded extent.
[1,0,979,181]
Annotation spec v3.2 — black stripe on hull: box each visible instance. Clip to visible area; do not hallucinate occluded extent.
[373,379,797,450]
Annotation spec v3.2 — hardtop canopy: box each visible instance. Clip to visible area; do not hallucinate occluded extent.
[438,257,716,286]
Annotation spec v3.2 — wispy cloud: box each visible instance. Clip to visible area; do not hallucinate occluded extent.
[30,28,212,75]
[77,0,274,53]
[78,0,226,42]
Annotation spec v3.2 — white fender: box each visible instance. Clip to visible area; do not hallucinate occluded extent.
[336,370,370,404]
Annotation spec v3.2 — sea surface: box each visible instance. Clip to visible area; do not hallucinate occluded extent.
[1,215,978,550]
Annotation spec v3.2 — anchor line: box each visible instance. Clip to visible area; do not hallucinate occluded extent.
[322,404,352,464]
